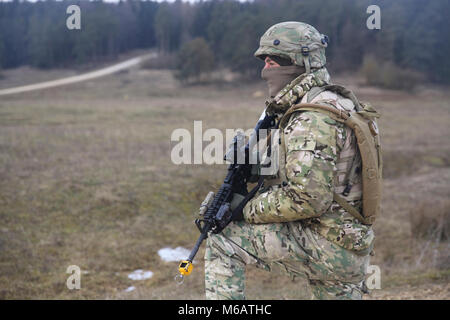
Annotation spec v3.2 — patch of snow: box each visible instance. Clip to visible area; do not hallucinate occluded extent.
[158,246,191,262]
[127,269,154,281]
[124,286,136,292]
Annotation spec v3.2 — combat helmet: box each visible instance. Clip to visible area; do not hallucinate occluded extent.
[254,21,329,74]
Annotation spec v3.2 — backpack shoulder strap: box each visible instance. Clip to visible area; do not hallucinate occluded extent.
[279,102,348,130]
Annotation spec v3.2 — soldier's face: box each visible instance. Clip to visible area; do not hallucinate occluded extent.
[264,56,281,69]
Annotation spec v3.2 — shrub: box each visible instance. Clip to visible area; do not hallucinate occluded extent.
[410,199,450,242]
[174,38,215,83]
[360,55,424,90]
[409,199,450,269]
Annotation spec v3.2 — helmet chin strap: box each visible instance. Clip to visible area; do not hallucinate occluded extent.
[303,56,311,74]
[301,46,311,74]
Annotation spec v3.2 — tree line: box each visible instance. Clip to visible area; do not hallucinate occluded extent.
[0,0,448,83]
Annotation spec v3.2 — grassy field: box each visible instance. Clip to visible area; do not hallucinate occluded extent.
[0,64,449,299]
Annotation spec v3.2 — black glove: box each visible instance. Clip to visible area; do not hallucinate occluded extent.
[230,193,246,221]
[231,207,244,221]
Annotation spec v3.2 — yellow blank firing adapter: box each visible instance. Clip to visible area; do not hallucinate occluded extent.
[178,260,193,276]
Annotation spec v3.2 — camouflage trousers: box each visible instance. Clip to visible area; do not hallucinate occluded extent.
[205,220,370,300]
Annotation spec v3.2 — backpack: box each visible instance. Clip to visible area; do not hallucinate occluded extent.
[279,84,382,225]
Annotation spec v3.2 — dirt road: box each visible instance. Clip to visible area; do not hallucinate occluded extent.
[0,52,156,96]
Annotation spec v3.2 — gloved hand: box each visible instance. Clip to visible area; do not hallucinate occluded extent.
[230,193,246,221]
[231,208,244,221]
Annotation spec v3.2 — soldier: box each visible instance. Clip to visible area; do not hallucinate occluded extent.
[204,21,381,300]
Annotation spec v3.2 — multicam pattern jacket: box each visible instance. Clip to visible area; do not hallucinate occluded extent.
[243,68,374,253]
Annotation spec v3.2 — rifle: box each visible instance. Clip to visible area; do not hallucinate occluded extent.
[175,111,276,283]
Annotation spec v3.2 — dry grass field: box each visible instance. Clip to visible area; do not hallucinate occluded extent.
[0,63,449,299]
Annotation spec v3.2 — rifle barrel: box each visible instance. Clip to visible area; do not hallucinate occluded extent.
[188,228,208,262]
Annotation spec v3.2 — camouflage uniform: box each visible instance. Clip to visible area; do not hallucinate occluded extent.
[205,22,374,300]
